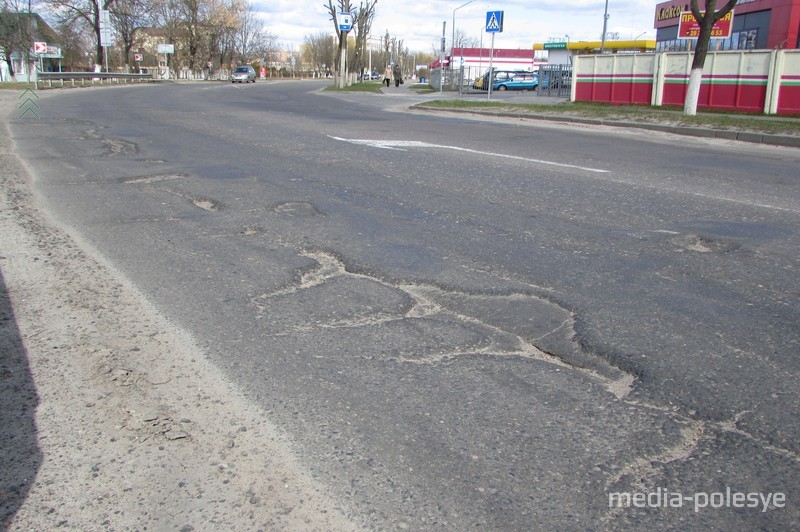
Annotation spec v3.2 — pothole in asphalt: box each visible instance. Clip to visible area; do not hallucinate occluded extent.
[670,233,741,253]
[273,201,323,217]
[82,128,137,156]
[192,198,218,212]
[120,173,187,185]
[254,250,634,398]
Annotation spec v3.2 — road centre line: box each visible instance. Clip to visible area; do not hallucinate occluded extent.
[328,136,610,174]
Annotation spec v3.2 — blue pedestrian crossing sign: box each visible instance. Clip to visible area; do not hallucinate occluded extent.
[486,10,504,33]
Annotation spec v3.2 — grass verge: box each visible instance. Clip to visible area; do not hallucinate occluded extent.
[416,99,800,136]
[324,81,384,93]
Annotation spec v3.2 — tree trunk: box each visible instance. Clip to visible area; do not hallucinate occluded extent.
[6,54,15,77]
[683,14,715,116]
[684,68,704,116]
[684,0,738,115]
[337,30,347,88]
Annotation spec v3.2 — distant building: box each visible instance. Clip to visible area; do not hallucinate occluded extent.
[430,47,545,72]
[653,0,800,51]
[0,12,60,81]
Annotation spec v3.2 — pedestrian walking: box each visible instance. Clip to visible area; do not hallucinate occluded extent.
[393,64,403,88]
[383,64,392,87]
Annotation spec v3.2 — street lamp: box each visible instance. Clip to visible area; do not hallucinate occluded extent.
[451,0,477,69]
[633,31,647,51]
[600,0,610,53]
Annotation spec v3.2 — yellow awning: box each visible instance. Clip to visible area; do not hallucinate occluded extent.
[533,40,656,51]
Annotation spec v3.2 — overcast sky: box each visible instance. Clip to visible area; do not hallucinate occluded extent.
[253,0,657,54]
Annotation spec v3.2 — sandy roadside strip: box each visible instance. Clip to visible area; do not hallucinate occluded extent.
[0,90,357,531]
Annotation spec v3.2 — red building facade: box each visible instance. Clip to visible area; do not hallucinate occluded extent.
[653,0,800,51]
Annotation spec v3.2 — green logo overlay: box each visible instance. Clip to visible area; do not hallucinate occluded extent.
[18,88,40,119]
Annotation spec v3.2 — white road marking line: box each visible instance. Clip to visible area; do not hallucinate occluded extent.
[328,136,610,173]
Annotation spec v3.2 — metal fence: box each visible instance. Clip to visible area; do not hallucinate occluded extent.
[432,64,573,97]
[537,64,572,97]
[35,71,155,88]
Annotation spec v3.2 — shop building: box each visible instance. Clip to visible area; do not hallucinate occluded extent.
[654,0,800,51]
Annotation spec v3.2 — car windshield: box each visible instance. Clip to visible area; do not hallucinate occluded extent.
[235,67,249,72]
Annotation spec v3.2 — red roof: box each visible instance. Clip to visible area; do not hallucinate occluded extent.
[452,47,534,59]
[430,47,536,68]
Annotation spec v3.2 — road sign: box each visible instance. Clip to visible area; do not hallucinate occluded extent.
[41,46,62,59]
[678,10,734,39]
[486,10,504,33]
[136,54,144,62]
[157,44,175,54]
[338,12,352,32]
[34,42,47,54]
[99,10,112,47]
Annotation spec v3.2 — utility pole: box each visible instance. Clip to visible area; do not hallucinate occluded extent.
[439,21,445,92]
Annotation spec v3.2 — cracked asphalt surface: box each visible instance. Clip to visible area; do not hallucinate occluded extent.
[2,81,798,529]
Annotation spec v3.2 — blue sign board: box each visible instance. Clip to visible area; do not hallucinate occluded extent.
[485,11,504,33]
[338,12,352,32]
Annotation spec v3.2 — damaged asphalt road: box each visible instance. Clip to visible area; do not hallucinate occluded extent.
[2,81,798,529]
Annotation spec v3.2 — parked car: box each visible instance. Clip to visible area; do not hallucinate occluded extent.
[493,72,539,91]
[473,69,530,90]
[360,70,380,81]
[231,65,256,83]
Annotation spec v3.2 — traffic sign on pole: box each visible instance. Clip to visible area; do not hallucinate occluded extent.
[99,10,112,47]
[338,12,353,32]
[485,10,504,33]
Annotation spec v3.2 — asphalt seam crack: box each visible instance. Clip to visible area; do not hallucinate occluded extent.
[255,250,636,399]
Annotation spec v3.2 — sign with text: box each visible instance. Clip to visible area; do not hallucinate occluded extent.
[99,10,112,47]
[678,11,734,39]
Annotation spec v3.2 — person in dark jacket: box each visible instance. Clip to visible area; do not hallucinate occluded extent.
[392,64,402,87]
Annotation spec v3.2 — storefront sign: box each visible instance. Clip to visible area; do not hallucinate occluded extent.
[677,10,734,39]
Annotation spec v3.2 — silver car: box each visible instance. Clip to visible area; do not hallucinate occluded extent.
[231,66,256,83]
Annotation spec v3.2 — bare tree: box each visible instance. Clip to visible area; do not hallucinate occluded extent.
[203,0,238,72]
[302,31,335,76]
[234,0,271,64]
[453,29,478,50]
[150,0,181,73]
[110,0,151,71]
[175,0,204,70]
[54,18,92,69]
[47,0,118,65]
[684,0,738,115]
[350,0,376,79]
[324,0,351,87]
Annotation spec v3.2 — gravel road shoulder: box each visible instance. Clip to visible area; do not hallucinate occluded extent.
[0,92,357,531]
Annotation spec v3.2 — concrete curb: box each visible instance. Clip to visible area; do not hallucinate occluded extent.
[413,105,800,148]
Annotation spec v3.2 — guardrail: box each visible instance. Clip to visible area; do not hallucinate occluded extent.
[36,71,155,88]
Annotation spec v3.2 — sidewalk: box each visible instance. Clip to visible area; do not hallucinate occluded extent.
[390,82,800,149]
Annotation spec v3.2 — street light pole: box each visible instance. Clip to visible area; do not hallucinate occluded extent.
[600,0,610,53]
[451,0,477,75]
[439,20,445,93]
